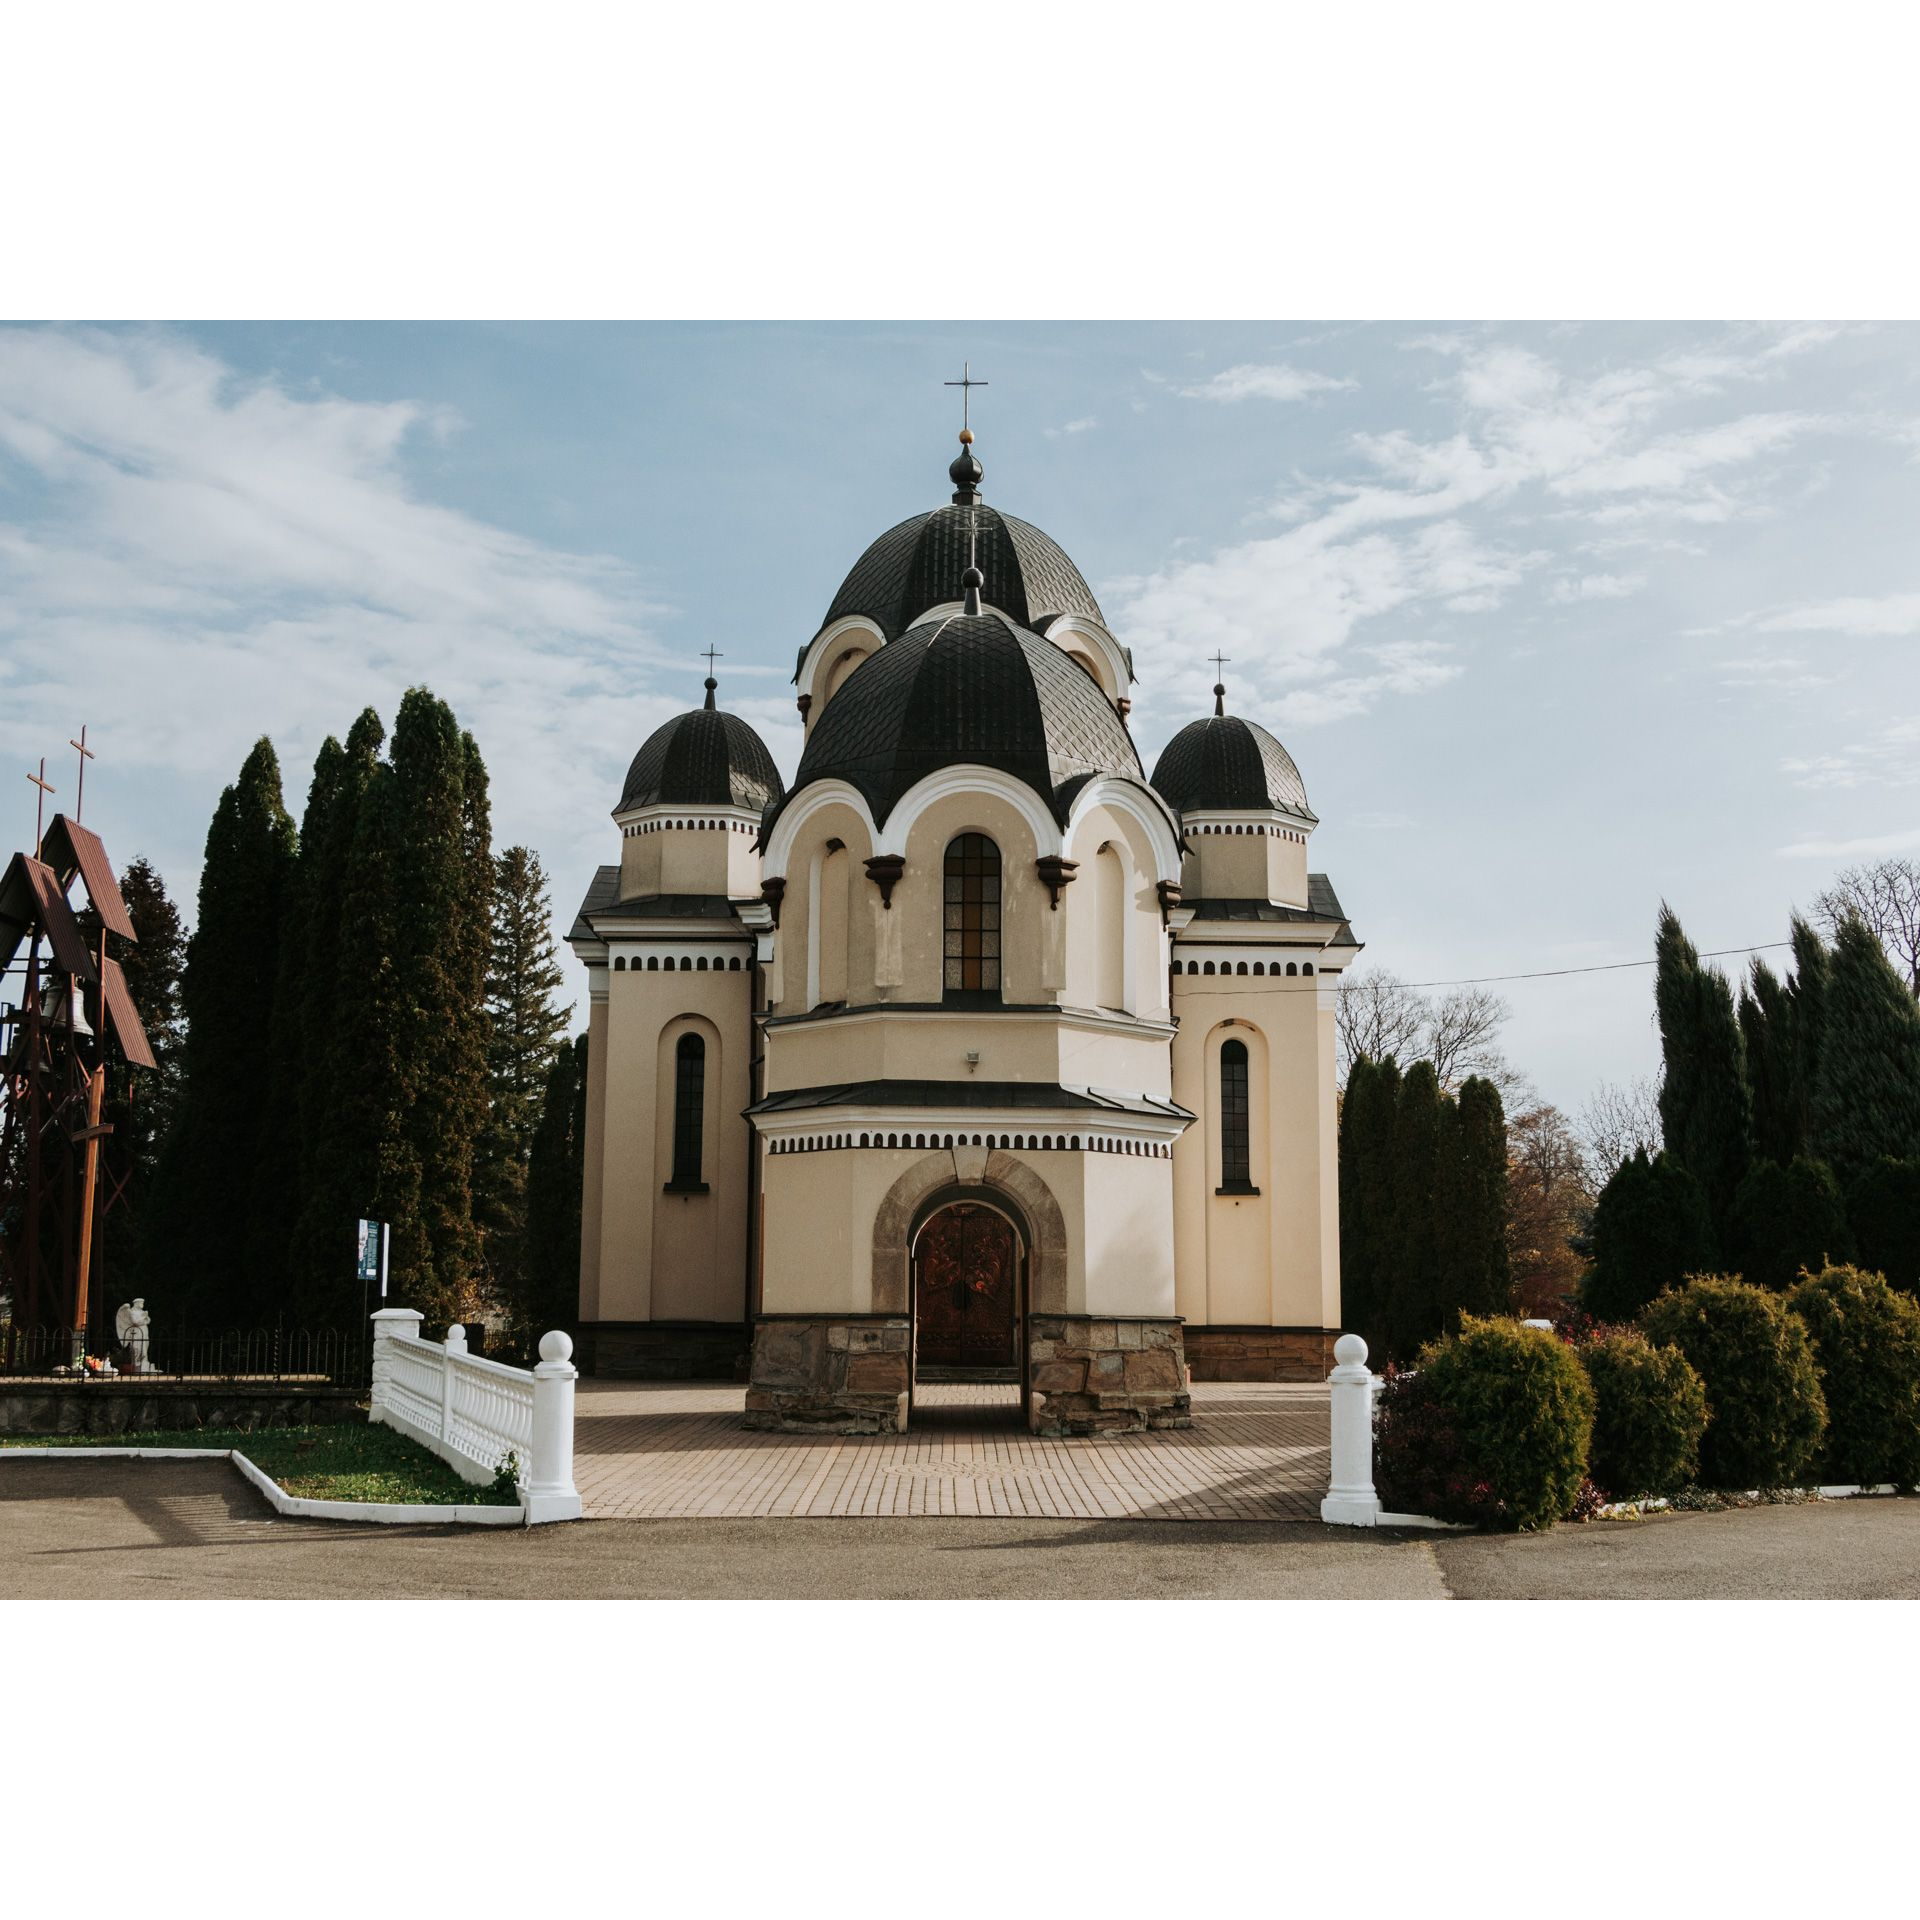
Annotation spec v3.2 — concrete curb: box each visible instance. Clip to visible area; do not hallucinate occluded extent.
[0,1445,530,1527]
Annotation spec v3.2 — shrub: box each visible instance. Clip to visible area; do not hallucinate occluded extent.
[1375,1317,1593,1530]
[1786,1264,1920,1488]
[1726,1156,1851,1291]
[1640,1276,1828,1489]
[1582,1150,1716,1323]
[1577,1329,1709,1499]
[1847,1158,1920,1295]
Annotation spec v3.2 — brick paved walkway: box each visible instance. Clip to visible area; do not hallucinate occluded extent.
[574,1379,1331,1521]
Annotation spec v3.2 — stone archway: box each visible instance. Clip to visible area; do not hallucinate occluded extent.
[871,1148,1069,1315]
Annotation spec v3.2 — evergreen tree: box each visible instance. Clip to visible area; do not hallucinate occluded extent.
[318,751,417,1324]
[1380,1060,1443,1361]
[1338,1056,1390,1347]
[1443,1074,1511,1325]
[523,1033,588,1341]
[1581,1149,1717,1323]
[1813,915,1920,1184]
[290,710,386,1307]
[1654,904,1752,1237]
[1847,1159,1920,1295]
[476,846,569,1305]
[151,739,297,1321]
[1726,1156,1852,1291]
[105,856,186,1303]
[1788,915,1829,1157]
[1740,958,1801,1166]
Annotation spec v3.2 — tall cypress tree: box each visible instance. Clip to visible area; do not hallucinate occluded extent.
[1813,915,1920,1183]
[524,1033,588,1341]
[1655,904,1752,1238]
[1788,916,1829,1158]
[154,739,297,1321]
[1449,1074,1512,1323]
[476,845,569,1306]
[291,710,386,1308]
[1581,1149,1717,1323]
[1338,1054,1400,1353]
[1381,1060,1443,1361]
[1741,958,1801,1166]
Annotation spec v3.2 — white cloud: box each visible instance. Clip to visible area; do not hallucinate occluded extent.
[1179,363,1357,405]
[1719,654,1833,692]
[0,327,670,900]
[1780,718,1920,790]
[1043,417,1098,438]
[1550,571,1646,603]
[1780,824,1920,860]
[1758,591,1920,636]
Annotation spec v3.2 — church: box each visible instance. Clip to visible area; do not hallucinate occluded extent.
[566,415,1361,1434]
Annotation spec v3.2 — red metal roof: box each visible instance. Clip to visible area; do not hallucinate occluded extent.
[0,852,97,982]
[100,955,155,1070]
[37,814,134,940]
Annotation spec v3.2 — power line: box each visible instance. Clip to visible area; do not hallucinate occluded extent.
[1374,941,1794,991]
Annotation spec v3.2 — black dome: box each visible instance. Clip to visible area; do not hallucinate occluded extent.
[1151,710,1314,822]
[819,504,1104,643]
[778,611,1141,829]
[616,696,785,815]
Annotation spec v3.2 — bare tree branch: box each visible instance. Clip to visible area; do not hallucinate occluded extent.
[1336,968,1428,1082]
[1578,1076,1662,1176]
[1426,985,1510,1092]
[1814,857,1920,996]
[1336,967,1516,1094]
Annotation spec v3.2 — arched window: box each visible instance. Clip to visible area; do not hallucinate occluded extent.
[943,833,1001,999]
[1218,1038,1257,1194]
[669,1033,706,1190]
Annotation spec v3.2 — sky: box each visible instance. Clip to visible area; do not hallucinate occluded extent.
[2,318,1915,1117]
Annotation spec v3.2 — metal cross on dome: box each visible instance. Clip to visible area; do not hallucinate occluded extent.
[1210,652,1231,681]
[701,645,723,676]
[944,361,988,432]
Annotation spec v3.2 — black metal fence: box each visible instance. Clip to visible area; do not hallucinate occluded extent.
[0,1322,372,1387]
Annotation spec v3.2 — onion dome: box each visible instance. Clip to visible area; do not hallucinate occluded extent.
[775,611,1140,829]
[615,679,785,815]
[818,503,1104,642]
[1150,685,1316,824]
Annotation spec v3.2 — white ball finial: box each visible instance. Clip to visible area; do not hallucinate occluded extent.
[539,1329,574,1364]
[1333,1332,1368,1368]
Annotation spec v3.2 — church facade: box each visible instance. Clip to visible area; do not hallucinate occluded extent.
[567,428,1360,1433]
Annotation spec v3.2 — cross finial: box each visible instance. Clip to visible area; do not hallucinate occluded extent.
[68,725,95,823]
[701,646,722,710]
[1209,653,1230,716]
[26,757,55,859]
[944,360,988,434]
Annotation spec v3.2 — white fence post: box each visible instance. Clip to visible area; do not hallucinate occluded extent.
[1321,1332,1382,1527]
[369,1307,424,1422]
[523,1330,583,1525]
[440,1323,465,1445]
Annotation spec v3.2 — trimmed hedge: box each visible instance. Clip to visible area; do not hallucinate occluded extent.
[1375,1316,1594,1530]
[1786,1264,1920,1489]
[1579,1330,1709,1499]
[1640,1276,1828,1489]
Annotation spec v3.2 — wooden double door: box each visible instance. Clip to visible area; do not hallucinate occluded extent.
[913,1200,1022,1374]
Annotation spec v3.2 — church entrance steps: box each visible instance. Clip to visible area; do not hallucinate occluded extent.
[573,1378,1329,1522]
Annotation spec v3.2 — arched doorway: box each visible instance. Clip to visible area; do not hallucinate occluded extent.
[910,1193,1027,1422]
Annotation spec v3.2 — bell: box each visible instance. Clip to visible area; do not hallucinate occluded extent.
[40,977,92,1037]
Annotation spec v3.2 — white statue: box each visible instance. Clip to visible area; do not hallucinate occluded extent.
[115,1298,156,1374]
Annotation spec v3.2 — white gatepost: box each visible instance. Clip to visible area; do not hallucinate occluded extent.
[1321,1332,1382,1527]
[523,1330,584,1524]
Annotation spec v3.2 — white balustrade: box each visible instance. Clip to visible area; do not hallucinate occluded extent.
[369,1309,581,1524]
[1321,1332,1383,1527]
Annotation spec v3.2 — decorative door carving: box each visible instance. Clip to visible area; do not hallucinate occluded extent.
[915,1203,1019,1371]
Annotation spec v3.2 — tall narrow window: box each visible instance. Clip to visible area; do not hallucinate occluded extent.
[1218,1039,1256,1193]
[670,1032,706,1189]
[943,834,1002,999]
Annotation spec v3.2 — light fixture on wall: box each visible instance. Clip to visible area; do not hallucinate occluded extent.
[964,1050,980,1073]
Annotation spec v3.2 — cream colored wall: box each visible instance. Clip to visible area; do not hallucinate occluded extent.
[1268,833,1310,909]
[1169,966,1341,1330]
[763,1010,1173,1103]
[800,620,885,734]
[1061,801,1168,1020]
[618,814,760,900]
[1177,823,1312,910]
[586,965,752,1324]
[757,1142,1174,1321]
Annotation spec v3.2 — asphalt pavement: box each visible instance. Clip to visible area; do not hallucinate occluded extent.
[3,1456,1916,1599]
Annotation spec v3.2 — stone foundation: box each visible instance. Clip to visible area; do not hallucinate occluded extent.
[579,1321,750,1381]
[1183,1326,1337,1383]
[1027,1314,1192,1435]
[744,1316,910,1433]
[0,1382,366,1437]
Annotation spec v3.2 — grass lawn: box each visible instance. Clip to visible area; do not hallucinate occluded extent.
[0,1421,520,1506]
